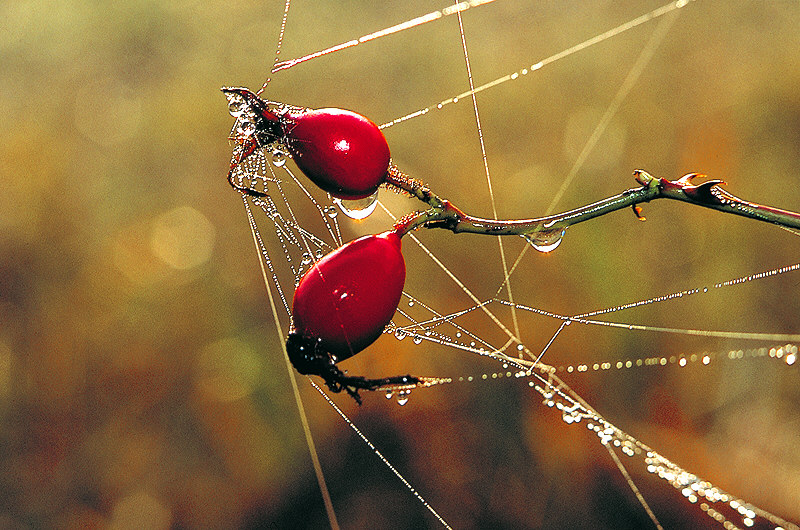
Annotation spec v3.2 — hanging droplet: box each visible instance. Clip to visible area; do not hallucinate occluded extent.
[394,329,406,340]
[333,190,379,220]
[271,150,287,167]
[413,335,423,345]
[323,206,338,218]
[396,390,410,406]
[314,248,324,259]
[385,390,394,400]
[301,252,312,265]
[522,227,566,253]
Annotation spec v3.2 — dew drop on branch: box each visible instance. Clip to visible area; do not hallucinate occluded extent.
[521,227,567,253]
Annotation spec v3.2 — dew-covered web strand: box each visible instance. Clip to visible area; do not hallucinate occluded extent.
[520,362,799,530]
[493,8,681,298]
[308,379,453,530]
[604,443,663,530]
[270,0,498,74]
[453,1,522,343]
[491,260,800,343]
[543,10,679,216]
[572,262,800,320]
[376,202,538,361]
[378,0,695,129]
[257,0,292,95]
[246,1,799,528]
[243,176,454,526]
[248,172,799,529]
[244,199,340,530]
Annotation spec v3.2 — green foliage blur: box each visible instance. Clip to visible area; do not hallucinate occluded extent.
[2,1,799,528]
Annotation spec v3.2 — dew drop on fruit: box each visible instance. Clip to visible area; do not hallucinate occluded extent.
[226,94,246,117]
[237,119,256,136]
[333,190,379,220]
[522,227,567,253]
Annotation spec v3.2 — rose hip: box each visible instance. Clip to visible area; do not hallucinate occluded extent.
[284,108,390,200]
[223,87,390,200]
[291,230,405,358]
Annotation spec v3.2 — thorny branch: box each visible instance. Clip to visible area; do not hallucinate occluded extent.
[387,167,800,237]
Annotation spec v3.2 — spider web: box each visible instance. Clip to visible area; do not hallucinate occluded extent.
[231,1,800,528]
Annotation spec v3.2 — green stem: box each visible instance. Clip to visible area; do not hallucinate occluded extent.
[387,168,800,237]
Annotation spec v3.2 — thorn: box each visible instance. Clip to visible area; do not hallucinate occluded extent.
[682,179,726,202]
[676,173,707,186]
[632,204,646,221]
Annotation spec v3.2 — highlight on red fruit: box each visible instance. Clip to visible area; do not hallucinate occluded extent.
[291,230,405,359]
[285,108,391,200]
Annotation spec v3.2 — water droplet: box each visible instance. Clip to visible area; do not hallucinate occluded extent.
[407,300,415,307]
[237,119,256,136]
[315,249,324,259]
[323,206,338,218]
[301,252,312,265]
[226,94,246,117]
[271,150,287,167]
[396,390,410,406]
[413,335,423,345]
[522,227,566,253]
[385,391,394,400]
[394,329,406,340]
[455,332,462,338]
[333,190,379,219]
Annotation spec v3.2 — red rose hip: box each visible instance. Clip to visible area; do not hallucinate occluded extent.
[285,108,390,200]
[291,230,405,359]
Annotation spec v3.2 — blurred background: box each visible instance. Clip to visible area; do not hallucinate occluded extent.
[2,0,799,528]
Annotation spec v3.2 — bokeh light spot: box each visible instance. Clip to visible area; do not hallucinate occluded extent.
[150,206,215,270]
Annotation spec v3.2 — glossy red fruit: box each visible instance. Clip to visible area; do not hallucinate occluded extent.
[291,230,405,360]
[285,108,390,200]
